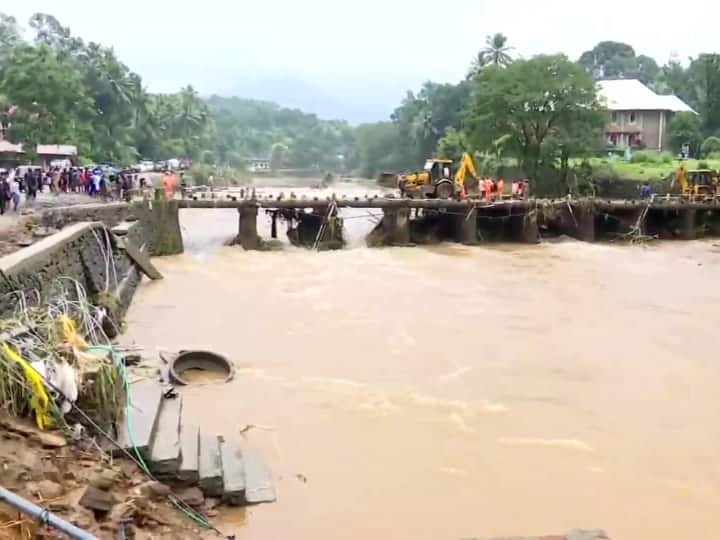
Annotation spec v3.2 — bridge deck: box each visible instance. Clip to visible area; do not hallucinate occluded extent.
[178,195,720,211]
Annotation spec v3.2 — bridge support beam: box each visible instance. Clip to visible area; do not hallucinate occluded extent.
[131,197,184,256]
[510,209,539,243]
[571,203,595,242]
[680,208,696,240]
[455,207,478,244]
[384,207,411,245]
[237,206,261,250]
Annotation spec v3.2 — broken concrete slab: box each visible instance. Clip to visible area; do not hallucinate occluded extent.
[178,422,199,484]
[149,395,182,477]
[239,441,276,504]
[79,486,117,513]
[117,237,163,280]
[198,433,223,497]
[219,439,245,505]
[114,379,163,458]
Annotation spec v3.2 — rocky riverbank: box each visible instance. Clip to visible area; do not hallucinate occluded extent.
[0,416,211,539]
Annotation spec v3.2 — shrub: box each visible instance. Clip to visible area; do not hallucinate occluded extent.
[660,152,674,164]
[698,161,710,169]
[700,136,720,157]
[630,150,672,163]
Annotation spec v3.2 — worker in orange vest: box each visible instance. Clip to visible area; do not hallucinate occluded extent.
[485,178,494,202]
[496,178,505,200]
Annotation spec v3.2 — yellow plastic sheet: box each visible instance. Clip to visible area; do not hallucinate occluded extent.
[1,343,53,430]
[59,315,88,350]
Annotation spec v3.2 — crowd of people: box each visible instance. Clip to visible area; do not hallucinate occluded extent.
[0,165,155,213]
[475,177,529,200]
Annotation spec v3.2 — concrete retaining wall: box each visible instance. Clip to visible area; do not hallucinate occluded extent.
[41,202,132,230]
[0,221,147,320]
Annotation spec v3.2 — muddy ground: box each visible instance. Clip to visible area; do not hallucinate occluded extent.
[0,416,214,539]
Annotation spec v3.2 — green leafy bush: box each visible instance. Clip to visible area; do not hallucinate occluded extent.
[700,136,720,157]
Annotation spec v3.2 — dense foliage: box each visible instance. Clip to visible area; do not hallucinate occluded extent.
[0,13,354,171]
[3,12,720,193]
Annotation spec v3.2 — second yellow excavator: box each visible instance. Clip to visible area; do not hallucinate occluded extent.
[672,162,720,196]
[398,152,479,199]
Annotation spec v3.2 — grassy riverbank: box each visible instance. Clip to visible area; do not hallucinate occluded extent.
[587,154,720,182]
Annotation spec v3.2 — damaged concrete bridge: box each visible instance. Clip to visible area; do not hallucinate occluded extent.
[172,194,720,250]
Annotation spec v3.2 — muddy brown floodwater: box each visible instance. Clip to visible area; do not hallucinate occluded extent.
[125,183,720,540]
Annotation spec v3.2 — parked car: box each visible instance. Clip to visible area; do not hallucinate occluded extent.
[132,160,154,173]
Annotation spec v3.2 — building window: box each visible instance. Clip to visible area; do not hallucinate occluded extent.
[629,111,637,124]
[611,111,618,123]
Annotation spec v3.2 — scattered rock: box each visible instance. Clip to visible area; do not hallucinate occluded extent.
[0,416,36,436]
[204,497,220,510]
[27,480,63,500]
[67,507,96,530]
[90,469,119,490]
[32,226,60,238]
[176,487,204,508]
[33,430,67,448]
[79,485,117,512]
[138,481,171,500]
[109,500,136,523]
[48,498,73,512]
[207,509,219,517]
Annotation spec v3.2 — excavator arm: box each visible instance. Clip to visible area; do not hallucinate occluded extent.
[672,162,690,194]
[454,152,479,196]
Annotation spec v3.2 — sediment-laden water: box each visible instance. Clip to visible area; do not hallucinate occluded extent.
[125,181,720,539]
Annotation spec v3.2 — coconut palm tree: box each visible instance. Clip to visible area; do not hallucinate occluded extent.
[468,33,514,77]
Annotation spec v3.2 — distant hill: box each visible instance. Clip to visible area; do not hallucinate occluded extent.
[219,77,393,124]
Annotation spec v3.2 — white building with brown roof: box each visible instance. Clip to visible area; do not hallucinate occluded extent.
[597,79,695,151]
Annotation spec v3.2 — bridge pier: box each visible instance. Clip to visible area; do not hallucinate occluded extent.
[288,207,344,249]
[131,197,183,256]
[237,206,261,250]
[385,207,411,245]
[455,207,478,244]
[510,209,539,243]
[571,203,595,242]
[368,207,411,246]
[680,208,696,240]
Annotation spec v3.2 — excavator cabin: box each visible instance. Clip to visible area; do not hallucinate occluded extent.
[399,154,477,199]
[674,162,720,197]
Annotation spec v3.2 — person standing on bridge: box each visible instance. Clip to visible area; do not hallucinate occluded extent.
[496,178,505,200]
[163,170,178,199]
[485,178,494,202]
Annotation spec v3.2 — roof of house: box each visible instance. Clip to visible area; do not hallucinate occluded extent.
[597,79,695,113]
[0,143,79,156]
[0,141,23,153]
[36,144,77,156]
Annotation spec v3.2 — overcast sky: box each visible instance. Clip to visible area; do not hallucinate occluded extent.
[6,0,720,119]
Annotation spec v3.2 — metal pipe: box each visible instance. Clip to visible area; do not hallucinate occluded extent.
[0,486,97,540]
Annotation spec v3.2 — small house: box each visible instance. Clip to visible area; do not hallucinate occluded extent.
[597,79,695,151]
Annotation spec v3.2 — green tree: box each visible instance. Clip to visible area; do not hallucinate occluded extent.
[270,142,288,170]
[354,122,404,178]
[465,55,603,188]
[436,127,470,162]
[468,33,513,77]
[579,41,637,79]
[656,58,690,98]
[667,111,703,155]
[700,136,720,156]
[0,43,92,157]
[686,54,720,135]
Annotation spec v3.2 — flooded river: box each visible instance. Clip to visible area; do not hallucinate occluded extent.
[125,182,720,539]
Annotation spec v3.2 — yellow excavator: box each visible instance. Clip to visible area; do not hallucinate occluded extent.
[398,152,479,199]
[673,162,720,196]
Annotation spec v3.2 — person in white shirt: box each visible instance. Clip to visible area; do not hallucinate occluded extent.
[8,178,21,211]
